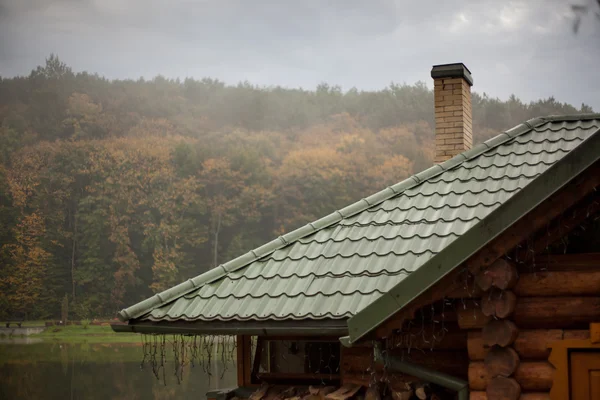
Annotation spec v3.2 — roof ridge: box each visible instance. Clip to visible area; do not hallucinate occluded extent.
[117,114,594,322]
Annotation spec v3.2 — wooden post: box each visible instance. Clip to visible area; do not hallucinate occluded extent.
[236,335,253,387]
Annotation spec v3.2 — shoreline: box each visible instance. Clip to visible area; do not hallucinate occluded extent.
[0,323,140,344]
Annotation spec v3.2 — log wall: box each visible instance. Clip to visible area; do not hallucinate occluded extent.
[463,253,600,400]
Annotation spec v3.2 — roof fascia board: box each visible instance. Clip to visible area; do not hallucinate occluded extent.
[344,126,600,344]
[112,320,348,336]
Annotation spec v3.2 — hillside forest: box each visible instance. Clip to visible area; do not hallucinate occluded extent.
[0,55,594,320]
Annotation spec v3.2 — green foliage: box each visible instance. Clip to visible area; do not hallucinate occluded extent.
[0,55,593,319]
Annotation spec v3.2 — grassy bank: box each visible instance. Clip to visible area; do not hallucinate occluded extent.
[1,320,140,343]
[31,324,140,343]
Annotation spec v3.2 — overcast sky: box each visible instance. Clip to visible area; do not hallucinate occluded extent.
[1,0,599,109]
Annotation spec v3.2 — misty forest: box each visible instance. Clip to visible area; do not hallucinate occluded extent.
[0,55,594,320]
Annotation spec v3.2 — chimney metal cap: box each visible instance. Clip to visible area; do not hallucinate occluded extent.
[431,63,473,86]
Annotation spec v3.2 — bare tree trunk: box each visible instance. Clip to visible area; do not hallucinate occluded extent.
[213,212,221,269]
[71,215,77,302]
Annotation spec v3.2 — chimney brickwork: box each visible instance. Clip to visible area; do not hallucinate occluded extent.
[431,63,473,163]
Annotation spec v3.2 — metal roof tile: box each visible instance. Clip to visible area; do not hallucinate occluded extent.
[119,115,600,325]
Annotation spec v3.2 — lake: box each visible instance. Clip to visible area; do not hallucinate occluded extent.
[0,339,237,399]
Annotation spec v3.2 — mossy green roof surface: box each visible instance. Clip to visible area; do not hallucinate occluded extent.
[118,114,600,333]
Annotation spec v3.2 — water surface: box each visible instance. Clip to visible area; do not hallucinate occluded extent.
[0,341,237,399]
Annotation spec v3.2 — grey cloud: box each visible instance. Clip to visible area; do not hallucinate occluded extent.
[0,0,599,109]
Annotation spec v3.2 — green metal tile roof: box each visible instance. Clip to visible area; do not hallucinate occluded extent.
[118,114,600,331]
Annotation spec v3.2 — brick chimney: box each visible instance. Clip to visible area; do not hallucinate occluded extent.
[431,63,473,163]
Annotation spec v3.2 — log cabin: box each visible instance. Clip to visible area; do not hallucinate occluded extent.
[113,63,600,400]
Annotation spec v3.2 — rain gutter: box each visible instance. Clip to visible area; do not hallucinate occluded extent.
[373,343,469,400]
[111,319,348,336]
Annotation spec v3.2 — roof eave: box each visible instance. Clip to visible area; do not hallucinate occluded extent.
[112,319,349,337]
[344,125,600,345]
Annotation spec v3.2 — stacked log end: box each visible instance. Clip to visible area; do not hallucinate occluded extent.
[474,259,522,400]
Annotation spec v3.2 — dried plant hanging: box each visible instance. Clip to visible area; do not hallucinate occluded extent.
[139,334,237,386]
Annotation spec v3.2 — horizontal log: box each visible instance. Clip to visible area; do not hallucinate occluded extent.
[469,361,554,391]
[520,253,600,272]
[514,270,600,297]
[513,297,600,328]
[467,330,589,360]
[469,392,549,400]
[458,297,600,329]
[563,329,590,340]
